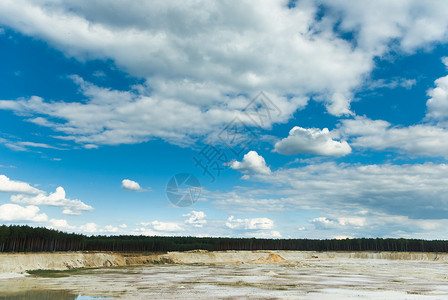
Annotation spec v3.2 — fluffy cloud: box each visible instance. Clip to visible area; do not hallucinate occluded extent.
[0,0,374,147]
[0,203,47,222]
[311,216,366,230]
[336,60,448,158]
[48,218,76,231]
[245,230,281,238]
[183,211,207,228]
[79,222,99,233]
[121,179,142,191]
[48,220,121,234]
[0,1,447,146]
[426,62,448,124]
[321,0,448,54]
[11,186,93,215]
[310,217,337,229]
[230,151,271,175]
[274,126,351,156]
[226,216,274,230]
[150,221,184,232]
[339,117,448,158]
[0,175,42,194]
[103,225,119,233]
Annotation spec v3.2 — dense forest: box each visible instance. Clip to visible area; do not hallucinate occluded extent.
[2,225,448,253]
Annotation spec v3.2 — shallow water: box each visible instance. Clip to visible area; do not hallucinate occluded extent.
[1,259,448,299]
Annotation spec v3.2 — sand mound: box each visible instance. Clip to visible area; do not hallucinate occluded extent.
[251,253,287,264]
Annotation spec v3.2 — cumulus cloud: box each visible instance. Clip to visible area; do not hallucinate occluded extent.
[121,179,143,191]
[311,216,366,230]
[226,216,274,230]
[48,220,121,234]
[310,217,337,229]
[274,126,351,156]
[426,66,448,124]
[0,0,377,147]
[0,175,42,194]
[1,1,447,146]
[0,203,47,222]
[246,230,282,238]
[79,222,99,233]
[230,151,271,175]
[183,211,207,228]
[11,186,93,215]
[335,60,448,159]
[321,0,448,54]
[103,225,119,233]
[339,116,448,158]
[48,218,76,231]
[150,221,184,232]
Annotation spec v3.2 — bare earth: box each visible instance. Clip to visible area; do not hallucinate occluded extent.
[1,251,448,299]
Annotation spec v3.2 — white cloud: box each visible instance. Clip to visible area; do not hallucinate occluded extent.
[183,211,207,228]
[274,126,351,156]
[311,216,366,230]
[338,217,366,227]
[103,225,119,233]
[213,162,448,221]
[368,78,416,90]
[48,218,76,231]
[119,224,127,229]
[426,72,448,124]
[334,235,352,240]
[133,227,158,236]
[230,151,271,175]
[121,179,142,191]
[0,175,42,194]
[0,137,63,152]
[339,116,448,158]
[246,230,281,238]
[0,0,379,147]
[150,221,183,232]
[0,203,47,222]
[11,186,93,215]
[48,220,122,234]
[310,217,337,229]
[226,216,274,230]
[321,0,448,54]
[79,222,98,233]
[1,1,447,145]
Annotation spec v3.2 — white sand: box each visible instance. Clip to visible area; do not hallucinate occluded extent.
[1,251,448,299]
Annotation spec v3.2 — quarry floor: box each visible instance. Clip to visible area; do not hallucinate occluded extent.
[1,251,448,299]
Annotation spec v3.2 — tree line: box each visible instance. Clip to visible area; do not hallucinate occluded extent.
[2,225,448,253]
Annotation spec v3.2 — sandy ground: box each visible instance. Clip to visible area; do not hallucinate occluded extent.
[2,250,448,275]
[1,255,448,299]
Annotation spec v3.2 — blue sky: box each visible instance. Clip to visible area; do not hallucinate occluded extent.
[1,0,448,239]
